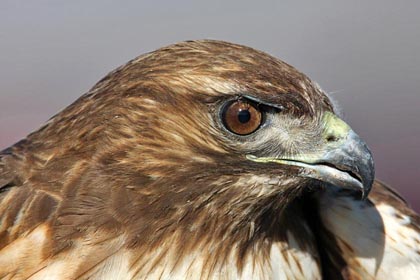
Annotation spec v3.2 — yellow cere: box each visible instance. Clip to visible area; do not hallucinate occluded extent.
[322,111,351,141]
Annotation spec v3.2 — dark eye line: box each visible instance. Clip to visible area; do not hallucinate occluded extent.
[240,94,284,112]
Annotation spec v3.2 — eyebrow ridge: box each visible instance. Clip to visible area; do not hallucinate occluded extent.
[241,94,285,111]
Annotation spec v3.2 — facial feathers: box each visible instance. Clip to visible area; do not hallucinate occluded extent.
[0,40,418,279]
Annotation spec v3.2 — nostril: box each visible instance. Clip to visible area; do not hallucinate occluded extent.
[326,135,339,142]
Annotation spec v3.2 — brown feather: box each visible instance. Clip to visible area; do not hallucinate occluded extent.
[0,40,418,279]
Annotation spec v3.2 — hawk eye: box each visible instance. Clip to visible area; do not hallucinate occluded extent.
[222,100,262,135]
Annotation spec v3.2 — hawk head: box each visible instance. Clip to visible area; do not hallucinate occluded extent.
[8,40,375,276]
[68,40,373,200]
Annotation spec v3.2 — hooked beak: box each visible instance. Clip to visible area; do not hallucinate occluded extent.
[247,112,375,199]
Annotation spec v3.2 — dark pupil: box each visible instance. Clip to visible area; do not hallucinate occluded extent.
[237,109,251,123]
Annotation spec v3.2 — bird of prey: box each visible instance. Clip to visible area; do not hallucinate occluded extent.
[0,40,419,280]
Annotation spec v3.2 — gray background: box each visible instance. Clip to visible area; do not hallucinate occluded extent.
[1,0,419,211]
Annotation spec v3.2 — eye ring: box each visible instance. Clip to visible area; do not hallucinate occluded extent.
[221,99,262,135]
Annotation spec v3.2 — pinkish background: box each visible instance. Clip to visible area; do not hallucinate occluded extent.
[1,1,419,211]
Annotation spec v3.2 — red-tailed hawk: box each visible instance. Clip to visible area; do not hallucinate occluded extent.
[0,40,419,279]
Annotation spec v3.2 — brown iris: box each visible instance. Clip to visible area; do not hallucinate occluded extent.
[222,100,262,135]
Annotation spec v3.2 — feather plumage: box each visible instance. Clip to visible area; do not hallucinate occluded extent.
[0,40,418,279]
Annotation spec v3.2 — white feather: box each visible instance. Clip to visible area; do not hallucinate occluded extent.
[318,188,420,279]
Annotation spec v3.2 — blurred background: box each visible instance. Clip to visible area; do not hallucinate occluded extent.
[1,0,419,211]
